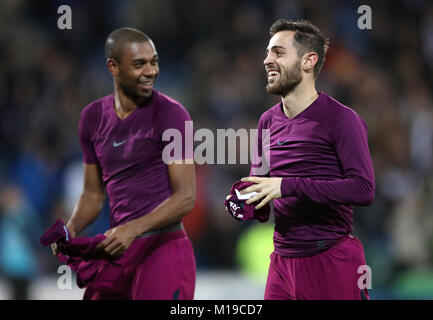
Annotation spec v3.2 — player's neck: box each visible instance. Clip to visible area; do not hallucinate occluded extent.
[113,85,140,119]
[280,81,318,119]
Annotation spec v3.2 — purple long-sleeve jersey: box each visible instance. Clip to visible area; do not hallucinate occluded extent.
[250,92,375,257]
[78,90,191,228]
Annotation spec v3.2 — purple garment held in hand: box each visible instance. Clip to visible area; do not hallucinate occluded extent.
[40,219,111,260]
[40,219,117,287]
[224,180,270,223]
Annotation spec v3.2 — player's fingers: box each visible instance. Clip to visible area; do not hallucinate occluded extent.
[240,184,262,194]
[96,240,107,250]
[104,241,122,255]
[104,228,115,237]
[241,176,262,183]
[246,191,266,205]
[51,243,58,256]
[111,246,125,257]
[255,193,272,210]
[96,235,115,250]
[103,237,119,252]
[112,243,127,257]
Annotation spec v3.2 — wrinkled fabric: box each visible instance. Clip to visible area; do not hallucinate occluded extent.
[40,219,118,287]
[224,180,270,223]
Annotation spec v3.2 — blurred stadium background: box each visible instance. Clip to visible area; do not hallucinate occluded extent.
[1,0,433,300]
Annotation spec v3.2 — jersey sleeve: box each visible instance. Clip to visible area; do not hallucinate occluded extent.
[280,108,375,205]
[159,103,193,162]
[330,109,375,185]
[78,107,98,164]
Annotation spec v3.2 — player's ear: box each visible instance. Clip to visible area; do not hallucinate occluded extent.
[106,58,118,77]
[302,52,318,74]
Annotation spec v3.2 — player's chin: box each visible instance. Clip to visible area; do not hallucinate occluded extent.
[266,82,280,94]
[136,87,153,98]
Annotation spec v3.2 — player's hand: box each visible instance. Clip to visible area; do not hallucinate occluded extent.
[96,223,138,257]
[51,227,76,256]
[240,176,282,209]
[51,243,59,256]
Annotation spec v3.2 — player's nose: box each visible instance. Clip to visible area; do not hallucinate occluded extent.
[142,64,158,78]
[263,53,274,66]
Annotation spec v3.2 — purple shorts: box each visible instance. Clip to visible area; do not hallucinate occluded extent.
[82,228,196,300]
[265,235,370,300]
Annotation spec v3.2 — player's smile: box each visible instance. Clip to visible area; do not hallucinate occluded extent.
[138,78,155,91]
[266,67,280,83]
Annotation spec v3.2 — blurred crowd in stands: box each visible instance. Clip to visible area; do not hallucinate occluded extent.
[1,0,433,299]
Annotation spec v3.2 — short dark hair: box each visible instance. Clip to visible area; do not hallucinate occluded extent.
[269,19,329,77]
[105,27,150,62]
